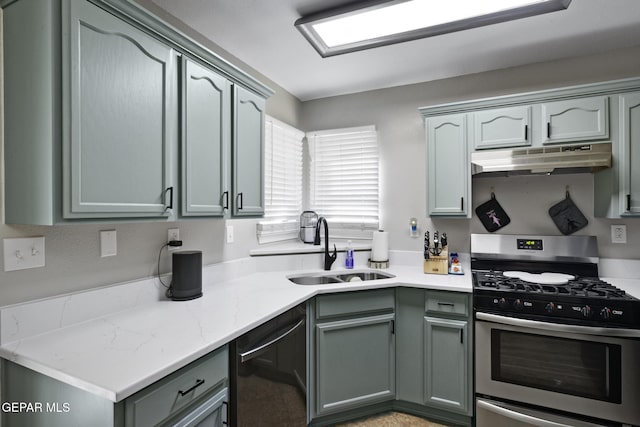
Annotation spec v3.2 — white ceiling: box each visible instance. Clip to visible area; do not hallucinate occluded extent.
[150,0,640,101]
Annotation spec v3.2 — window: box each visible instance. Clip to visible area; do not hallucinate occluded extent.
[257,116,305,243]
[307,125,379,238]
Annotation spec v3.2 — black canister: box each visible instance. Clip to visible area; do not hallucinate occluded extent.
[170,250,203,301]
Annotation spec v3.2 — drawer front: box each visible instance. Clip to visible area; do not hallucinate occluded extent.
[125,345,228,427]
[316,289,395,320]
[425,290,469,317]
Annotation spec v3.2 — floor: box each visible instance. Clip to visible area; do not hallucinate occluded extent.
[335,412,449,427]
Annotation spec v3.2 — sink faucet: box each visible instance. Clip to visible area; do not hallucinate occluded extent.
[314,217,337,270]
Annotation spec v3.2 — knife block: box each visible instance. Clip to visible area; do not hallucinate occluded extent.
[424,248,448,275]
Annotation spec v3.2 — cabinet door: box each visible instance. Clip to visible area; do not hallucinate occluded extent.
[233,86,266,216]
[315,314,395,416]
[424,317,468,414]
[426,114,469,216]
[181,58,231,217]
[64,0,175,218]
[473,106,532,149]
[541,96,609,144]
[619,92,640,215]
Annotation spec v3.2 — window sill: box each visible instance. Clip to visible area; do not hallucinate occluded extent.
[249,240,372,257]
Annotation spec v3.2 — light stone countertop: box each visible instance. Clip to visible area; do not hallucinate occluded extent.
[0,255,471,403]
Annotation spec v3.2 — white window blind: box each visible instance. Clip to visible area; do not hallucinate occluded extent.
[308,125,379,235]
[258,116,305,243]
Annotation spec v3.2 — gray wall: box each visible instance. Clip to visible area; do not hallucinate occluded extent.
[1,4,640,306]
[300,44,640,260]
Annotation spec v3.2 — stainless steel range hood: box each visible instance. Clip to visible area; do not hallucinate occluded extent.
[471,142,612,176]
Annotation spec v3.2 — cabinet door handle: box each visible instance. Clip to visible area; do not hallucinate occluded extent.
[437,302,455,307]
[178,378,205,396]
[237,192,243,210]
[524,124,528,141]
[391,320,395,335]
[223,191,229,210]
[627,194,631,212]
[460,197,464,211]
[222,401,229,425]
[165,187,174,211]
[547,122,551,138]
[460,329,464,344]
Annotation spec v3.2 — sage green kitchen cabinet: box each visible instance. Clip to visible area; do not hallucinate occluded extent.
[425,114,470,217]
[181,58,231,217]
[232,86,266,216]
[4,0,176,224]
[310,290,396,419]
[473,106,532,149]
[3,0,272,225]
[423,317,468,413]
[541,95,609,144]
[618,92,640,216]
[396,289,473,424]
[1,346,229,427]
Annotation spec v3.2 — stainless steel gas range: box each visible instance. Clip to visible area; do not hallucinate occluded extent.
[471,234,640,427]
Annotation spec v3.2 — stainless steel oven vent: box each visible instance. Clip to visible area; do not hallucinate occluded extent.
[471,142,611,175]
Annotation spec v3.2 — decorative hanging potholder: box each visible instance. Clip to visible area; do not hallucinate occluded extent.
[475,192,511,232]
[549,191,588,235]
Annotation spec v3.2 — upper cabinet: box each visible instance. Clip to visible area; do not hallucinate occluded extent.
[232,87,266,217]
[541,96,609,144]
[425,114,470,217]
[618,92,640,215]
[64,0,176,219]
[181,58,231,217]
[473,106,532,150]
[3,0,272,225]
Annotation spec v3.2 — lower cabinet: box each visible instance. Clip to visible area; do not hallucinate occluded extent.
[310,288,473,427]
[310,289,396,419]
[0,346,229,427]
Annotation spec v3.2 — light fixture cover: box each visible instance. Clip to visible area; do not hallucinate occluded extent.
[295,0,571,57]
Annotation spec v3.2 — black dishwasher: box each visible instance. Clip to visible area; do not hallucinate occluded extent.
[229,304,306,426]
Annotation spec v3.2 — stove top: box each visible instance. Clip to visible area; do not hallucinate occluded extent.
[474,271,633,300]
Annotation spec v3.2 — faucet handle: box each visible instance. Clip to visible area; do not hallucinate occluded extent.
[331,244,337,259]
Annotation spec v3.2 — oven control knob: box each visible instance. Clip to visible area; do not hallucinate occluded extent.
[513,299,523,310]
[581,305,592,318]
[544,302,555,313]
[498,298,507,309]
[600,307,612,320]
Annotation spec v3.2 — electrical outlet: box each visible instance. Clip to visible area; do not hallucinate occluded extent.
[611,225,627,244]
[100,230,117,257]
[168,228,180,250]
[226,225,234,244]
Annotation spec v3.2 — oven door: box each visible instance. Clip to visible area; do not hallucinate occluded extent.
[476,313,640,426]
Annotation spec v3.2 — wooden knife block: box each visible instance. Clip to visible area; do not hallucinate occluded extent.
[423,248,448,275]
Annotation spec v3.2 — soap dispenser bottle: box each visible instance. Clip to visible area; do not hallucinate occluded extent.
[345,240,354,269]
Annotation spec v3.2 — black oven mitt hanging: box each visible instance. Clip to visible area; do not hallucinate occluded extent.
[475,193,511,232]
[548,191,588,235]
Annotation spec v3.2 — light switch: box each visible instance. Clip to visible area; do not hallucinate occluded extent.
[3,237,45,271]
[100,230,117,257]
[226,225,234,244]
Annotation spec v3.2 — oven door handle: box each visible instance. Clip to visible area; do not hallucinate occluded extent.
[476,312,640,338]
[239,317,305,363]
[477,399,579,427]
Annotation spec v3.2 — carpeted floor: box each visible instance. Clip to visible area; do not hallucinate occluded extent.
[335,411,449,427]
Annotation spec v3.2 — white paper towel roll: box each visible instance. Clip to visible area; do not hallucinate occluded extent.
[371,230,389,262]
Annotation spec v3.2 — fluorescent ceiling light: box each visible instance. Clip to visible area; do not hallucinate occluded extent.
[295,0,571,57]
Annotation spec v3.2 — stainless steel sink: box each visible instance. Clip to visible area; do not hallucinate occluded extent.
[287,270,395,285]
[334,271,395,282]
[288,275,343,285]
